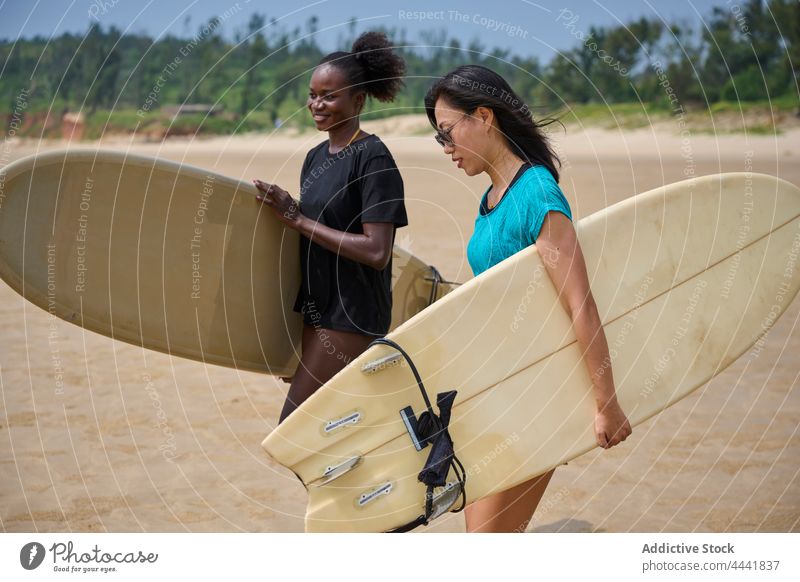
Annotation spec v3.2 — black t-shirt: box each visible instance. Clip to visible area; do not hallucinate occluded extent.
[292,134,408,336]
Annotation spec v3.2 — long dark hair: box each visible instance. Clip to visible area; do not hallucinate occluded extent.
[319,31,406,105]
[424,65,563,182]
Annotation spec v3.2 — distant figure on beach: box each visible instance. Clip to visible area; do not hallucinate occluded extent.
[253,31,408,424]
[424,65,632,533]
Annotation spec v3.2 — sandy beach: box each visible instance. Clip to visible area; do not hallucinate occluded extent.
[1,120,799,532]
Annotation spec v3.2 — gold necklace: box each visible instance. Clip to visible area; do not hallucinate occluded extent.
[329,126,362,154]
[345,126,362,146]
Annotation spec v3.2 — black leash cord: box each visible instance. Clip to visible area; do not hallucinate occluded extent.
[427,266,442,307]
[369,337,438,426]
[424,266,464,307]
[368,336,468,531]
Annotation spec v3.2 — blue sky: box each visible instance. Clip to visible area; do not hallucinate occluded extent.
[1,0,725,62]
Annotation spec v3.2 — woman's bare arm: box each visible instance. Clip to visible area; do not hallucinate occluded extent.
[253,179,393,270]
[296,220,394,271]
[534,210,632,448]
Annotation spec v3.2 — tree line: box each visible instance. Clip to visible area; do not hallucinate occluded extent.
[1,0,797,136]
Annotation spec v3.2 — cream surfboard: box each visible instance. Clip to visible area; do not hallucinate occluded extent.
[261,172,800,532]
[0,149,454,377]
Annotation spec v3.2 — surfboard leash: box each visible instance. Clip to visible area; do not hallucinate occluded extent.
[366,337,468,533]
[424,265,463,306]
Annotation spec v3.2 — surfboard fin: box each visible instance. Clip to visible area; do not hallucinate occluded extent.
[360,350,403,374]
[386,481,464,533]
[428,481,463,521]
[308,455,363,487]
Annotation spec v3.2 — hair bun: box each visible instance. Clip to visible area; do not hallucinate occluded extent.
[317,31,406,103]
[350,32,406,102]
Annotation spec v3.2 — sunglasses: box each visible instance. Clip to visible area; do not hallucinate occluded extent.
[434,113,470,147]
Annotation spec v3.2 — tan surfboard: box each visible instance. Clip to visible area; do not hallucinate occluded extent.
[261,173,800,532]
[0,149,454,377]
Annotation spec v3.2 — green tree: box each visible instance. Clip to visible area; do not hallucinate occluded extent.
[240,13,267,118]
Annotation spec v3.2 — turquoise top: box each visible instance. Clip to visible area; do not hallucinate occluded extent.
[467,164,572,277]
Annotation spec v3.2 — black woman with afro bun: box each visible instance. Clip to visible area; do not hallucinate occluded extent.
[254,31,409,424]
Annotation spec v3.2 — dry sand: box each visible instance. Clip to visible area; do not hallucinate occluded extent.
[1,120,799,532]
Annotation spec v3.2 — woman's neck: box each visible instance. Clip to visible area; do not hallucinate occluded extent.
[486,148,525,201]
[327,120,361,153]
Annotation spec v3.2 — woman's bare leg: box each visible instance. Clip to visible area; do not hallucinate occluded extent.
[464,468,556,533]
[278,324,374,424]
